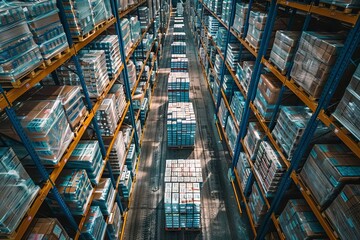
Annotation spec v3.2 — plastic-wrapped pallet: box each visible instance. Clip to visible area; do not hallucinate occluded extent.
[325,184,360,239]
[176,2,184,16]
[119,166,132,200]
[0,100,73,165]
[66,140,104,185]
[333,63,360,140]
[269,31,300,74]
[226,43,242,71]
[0,147,39,235]
[272,106,329,160]
[129,16,141,43]
[84,35,122,78]
[168,72,190,103]
[218,99,229,128]
[0,5,43,83]
[230,91,245,126]
[92,178,116,215]
[105,131,126,175]
[222,74,234,97]
[248,181,267,227]
[216,27,228,53]
[140,97,149,125]
[11,0,69,61]
[290,31,345,99]
[253,73,283,121]
[300,144,360,209]
[221,0,232,25]
[26,85,87,131]
[279,199,326,239]
[244,122,266,159]
[238,61,255,93]
[254,141,286,197]
[96,96,118,136]
[138,7,149,30]
[319,0,360,8]
[126,144,137,175]
[207,16,219,38]
[81,206,107,240]
[232,3,249,35]
[25,218,70,240]
[108,84,127,122]
[171,57,188,72]
[62,0,95,38]
[171,42,186,54]
[212,76,220,101]
[107,204,123,239]
[225,116,238,154]
[121,60,137,90]
[120,19,133,54]
[236,152,251,192]
[174,23,184,32]
[47,169,93,215]
[174,32,186,41]
[90,0,107,25]
[167,103,196,148]
[214,54,223,79]
[57,50,109,98]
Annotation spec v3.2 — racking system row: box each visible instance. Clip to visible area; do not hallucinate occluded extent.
[188,0,360,239]
[0,0,170,239]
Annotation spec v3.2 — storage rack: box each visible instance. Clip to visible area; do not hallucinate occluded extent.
[0,0,169,239]
[189,0,360,239]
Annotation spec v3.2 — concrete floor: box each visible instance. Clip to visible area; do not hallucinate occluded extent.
[123,12,251,240]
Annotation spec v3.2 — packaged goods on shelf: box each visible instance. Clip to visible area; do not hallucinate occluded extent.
[136,119,142,144]
[212,76,220,101]
[216,27,228,53]
[66,140,104,185]
[14,0,69,61]
[325,184,360,239]
[174,32,186,41]
[90,0,108,25]
[218,99,229,128]
[269,31,300,74]
[138,7,149,30]
[232,3,249,35]
[300,144,360,209]
[0,147,39,235]
[226,43,242,71]
[222,74,234,97]
[126,144,137,175]
[171,57,188,72]
[57,50,109,98]
[121,124,133,147]
[168,72,190,103]
[333,63,360,140]
[319,0,360,8]
[96,96,118,136]
[279,199,326,239]
[92,178,115,215]
[84,35,122,78]
[26,85,87,131]
[225,116,238,154]
[109,84,127,122]
[121,60,137,90]
[244,122,266,159]
[236,152,251,192]
[120,18,133,54]
[254,141,286,196]
[230,91,245,125]
[0,5,43,82]
[25,218,70,240]
[140,97,149,125]
[107,203,122,239]
[164,159,203,230]
[62,0,95,38]
[272,106,329,160]
[253,73,283,121]
[167,102,196,148]
[47,169,93,215]
[119,166,132,200]
[207,16,219,38]
[105,131,126,175]
[238,61,255,93]
[171,42,187,54]
[221,0,232,25]
[0,100,73,165]
[214,54,223,78]
[248,181,267,227]
[290,31,345,99]
[81,206,107,240]
[129,16,141,43]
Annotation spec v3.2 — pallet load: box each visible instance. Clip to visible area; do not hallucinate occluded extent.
[170,57,188,72]
[105,132,126,175]
[138,7,150,30]
[96,96,118,136]
[243,122,266,159]
[119,166,132,201]
[92,178,116,216]
[236,152,252,192]
[171,42,187,54]
[164,159,203,230]
[107,204,123,239]
[168,72,190,103]
[81,206,107,240]
[173,32,186,41]
[167,102,196,148]
[230,91,245,126]
[120,19,133,55]
[108,84,127,122]
[232,3,249,35]
[237,61,255,93]
[25,218,70,240]
[248,181,267,227]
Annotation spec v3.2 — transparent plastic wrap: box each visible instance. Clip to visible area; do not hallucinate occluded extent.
[333,64,360,140]
[325,184,360,239]
[226,117,238,153]
[258,73,282,105]
[243,122,265,159]
[253,91,277,120]
[279,199,326,239]
[96,96,118,136]
[248,181,267,227]
[107,203,122,239]
[319,0,360,7]
[236,152,251,191]
[90,0,107,25]
[47,169,93,215]
[92,178,115,215]
[0,100,73,165]
[108,84,127,121]
[81,206,107,240]
[230,91,245,125]
[24,218,70,240]
[66,140,104,185]
[300,144,360,210]
[129,15,141,43]
[0,147,39,235]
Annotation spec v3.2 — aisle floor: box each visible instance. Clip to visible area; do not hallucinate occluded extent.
[123,13,251,240]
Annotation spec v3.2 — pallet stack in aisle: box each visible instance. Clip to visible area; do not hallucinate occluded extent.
[164,159,203,230]
[168,72,190,103]
[171,57,189,72]
[171,42,187,54]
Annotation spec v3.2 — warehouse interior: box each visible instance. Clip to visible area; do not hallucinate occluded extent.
[0,0,360,239]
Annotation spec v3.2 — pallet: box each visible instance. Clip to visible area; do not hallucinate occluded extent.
[0,62,46,89]
[165,228,182,231]
[289,79,320,101]
[318,2,360,14]
[72,17,114,42]
[44,47,71,66]
[168,145,195,150]
[245,39,260,53]
[72,110,89,135]
[268,59,287,75]
[184,227,201,232]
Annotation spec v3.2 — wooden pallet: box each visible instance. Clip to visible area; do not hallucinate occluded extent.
[0,62,46,89]
[184,227,201,232]
[318,2,360,14]
[168,145,195,150]
[72,17,115,42]
[268,59,287,75]
[289,79,320,101]
[245,39,260,53]
[165,228,182,231]
[44,47,71,66]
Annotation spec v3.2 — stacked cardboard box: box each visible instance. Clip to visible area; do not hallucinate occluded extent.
[105,132,126,175]
[225,116,238,154]
[221,0,232,25]
[25,218,70,240]
[120,19,132,55]
[168,72,190,103]
[226,43,242,71]
[107,204,123,239]
[108,84,127,122]
[92,178,116,215]
[129,16,141,43]
[89,0,108,25]
[96,96,118,136]
[138,7,150,30]
[121,60,137,90]
[244,122,266,159]
[81,206,107,240]
[230,91,245,126]
[174,32,186,41]
[238,61,255,93]
[171,57,189,72]
[232,3,249,35]
[171,42,187,54]
[119,166,132,200]
[125,144,137,175]
[236,152,251,192]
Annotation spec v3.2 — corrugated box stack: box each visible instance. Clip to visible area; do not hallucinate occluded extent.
[125,144,137,175]
[171,42,187,54]
[218,99,229,128]
[232,3,249,35]
[120,18,133,55]
[238,61,255,93]
[164,159,203,230]
[25,218,70,240]
[92,178,116,215]
[225,116,238,154]
[81,205,107,240]
[107,204,123,239]
[230,91,245,125]
[168,72,190,103]
[105,132,126,175]
[244,122,266,159]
